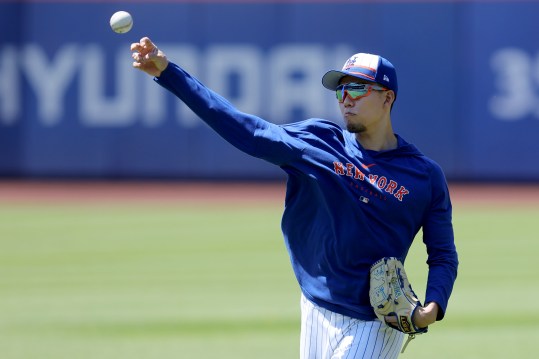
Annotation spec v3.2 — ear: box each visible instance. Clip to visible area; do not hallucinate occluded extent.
[384,90,396,109]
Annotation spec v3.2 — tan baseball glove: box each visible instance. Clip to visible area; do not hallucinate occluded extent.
[369,257,428,337]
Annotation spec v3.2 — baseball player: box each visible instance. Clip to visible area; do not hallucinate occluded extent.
[130,37,458,358]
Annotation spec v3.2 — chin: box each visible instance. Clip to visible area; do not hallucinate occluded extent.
[346,123,366,133]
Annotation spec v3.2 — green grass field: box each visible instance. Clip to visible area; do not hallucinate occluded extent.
[1,194,538,358]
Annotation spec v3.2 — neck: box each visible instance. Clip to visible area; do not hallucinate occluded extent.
[355,122,397,151]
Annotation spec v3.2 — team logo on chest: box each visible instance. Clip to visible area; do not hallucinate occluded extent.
[333,162,410,202]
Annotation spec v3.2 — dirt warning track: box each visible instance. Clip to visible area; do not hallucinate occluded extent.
[0,181,537,206]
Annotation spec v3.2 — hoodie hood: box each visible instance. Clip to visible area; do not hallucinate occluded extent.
[344,132,423,159]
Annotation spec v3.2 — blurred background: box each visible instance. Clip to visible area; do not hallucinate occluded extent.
[1,1,539,359]
[1,0,538,181]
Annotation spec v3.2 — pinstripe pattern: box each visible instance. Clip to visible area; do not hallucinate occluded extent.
[300,294,404,359]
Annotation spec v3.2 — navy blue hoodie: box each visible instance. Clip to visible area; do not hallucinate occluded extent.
[155,63,458,321]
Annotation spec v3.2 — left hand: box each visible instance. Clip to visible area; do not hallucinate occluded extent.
[385,302,439,329]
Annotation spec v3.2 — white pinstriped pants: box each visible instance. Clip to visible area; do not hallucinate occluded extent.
[300,294,404,359]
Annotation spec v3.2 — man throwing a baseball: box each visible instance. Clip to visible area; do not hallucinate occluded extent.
[130,37,458,358]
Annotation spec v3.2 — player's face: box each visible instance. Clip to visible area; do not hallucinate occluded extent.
[337,76,390,134]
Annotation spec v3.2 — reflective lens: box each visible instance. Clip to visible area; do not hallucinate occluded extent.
[336,83,386,103]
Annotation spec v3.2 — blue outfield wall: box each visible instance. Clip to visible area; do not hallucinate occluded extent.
[1,0,538,180]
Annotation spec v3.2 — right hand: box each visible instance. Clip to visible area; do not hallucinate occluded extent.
[131,37,169,77]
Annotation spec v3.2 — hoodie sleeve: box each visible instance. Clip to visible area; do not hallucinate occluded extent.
[421,163,459,320]
[154,62,303,165]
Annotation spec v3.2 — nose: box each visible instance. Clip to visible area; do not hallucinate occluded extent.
[342,93,355,107]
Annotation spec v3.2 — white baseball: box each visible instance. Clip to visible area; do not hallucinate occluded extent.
[110,11,133,34]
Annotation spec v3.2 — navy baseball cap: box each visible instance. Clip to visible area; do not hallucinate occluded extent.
[322,53,398,97]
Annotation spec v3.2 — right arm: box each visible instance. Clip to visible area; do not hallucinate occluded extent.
[131,37,298,163]
[155,63,272,157]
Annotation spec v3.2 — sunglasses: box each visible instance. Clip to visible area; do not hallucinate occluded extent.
[336,83,388,103]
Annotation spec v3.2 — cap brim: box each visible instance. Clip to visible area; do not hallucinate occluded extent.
[321,70,375,90]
